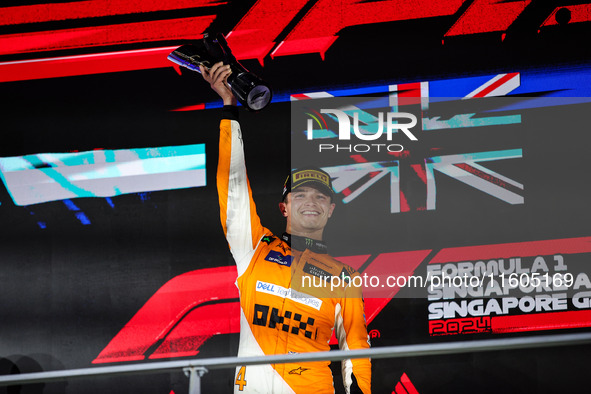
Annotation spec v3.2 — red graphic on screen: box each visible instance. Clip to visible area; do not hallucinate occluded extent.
[540,5,591,27]
[94,266,240,363]
[0,0,223,25]
[429,317,492,336]
[267,0,464,59]
[393,372,420,394]
[3,1,587,82]
[0,17,214,56]
[444,0,532,38]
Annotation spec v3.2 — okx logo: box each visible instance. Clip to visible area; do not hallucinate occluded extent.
[253,304,316,339]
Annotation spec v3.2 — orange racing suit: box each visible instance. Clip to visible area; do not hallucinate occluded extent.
[217,106,371,393]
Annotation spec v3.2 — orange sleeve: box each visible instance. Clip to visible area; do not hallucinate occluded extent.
[217,109,267,274]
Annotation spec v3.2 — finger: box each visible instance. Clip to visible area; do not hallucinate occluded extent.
[216,67,232,80]
[211,64,231,83]
[209,62,225,79]
[199,66,215,85]
[216,72,233,90]
[198,65,210,80]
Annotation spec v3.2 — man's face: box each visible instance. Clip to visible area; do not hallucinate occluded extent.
[281,186,335,239]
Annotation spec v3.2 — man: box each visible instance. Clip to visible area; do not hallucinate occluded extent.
[201,62,371,393]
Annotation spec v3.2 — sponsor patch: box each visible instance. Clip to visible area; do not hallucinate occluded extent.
[308,256,332,269]
[261,235,276,245]
[303,262,331,280]
[265,250,292,267]
[293,169,330,187]
[255,281,322,310]
[289,367,310,375]
[253,303,317,338]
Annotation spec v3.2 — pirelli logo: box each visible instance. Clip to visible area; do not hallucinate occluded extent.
[253,303,316,339]
[293,170,330,187]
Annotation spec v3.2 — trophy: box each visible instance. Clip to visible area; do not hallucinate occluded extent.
[168,33,272,111]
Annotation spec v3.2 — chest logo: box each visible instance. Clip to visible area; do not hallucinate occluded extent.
[253,303,316,339]
[255,281,323,310]
[303,262,331,279]
[265,250,293,267]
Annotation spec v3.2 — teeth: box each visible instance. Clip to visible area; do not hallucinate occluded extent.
[302,211,319,215]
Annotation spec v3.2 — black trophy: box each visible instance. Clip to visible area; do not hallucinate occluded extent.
[168,33,272,111]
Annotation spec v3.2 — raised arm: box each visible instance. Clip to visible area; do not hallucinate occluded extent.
[201,63,267,275]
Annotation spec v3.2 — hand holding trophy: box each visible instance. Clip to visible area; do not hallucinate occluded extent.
[168,32,272,111]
